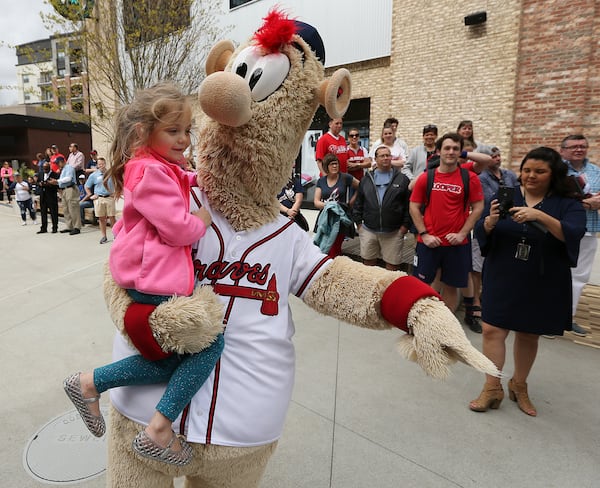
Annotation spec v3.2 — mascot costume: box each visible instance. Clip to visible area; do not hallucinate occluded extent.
[102,10,499,487]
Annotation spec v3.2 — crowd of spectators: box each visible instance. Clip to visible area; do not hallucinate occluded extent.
[308,118,595,344]
[5,144,116,244]
[306,118,595,417]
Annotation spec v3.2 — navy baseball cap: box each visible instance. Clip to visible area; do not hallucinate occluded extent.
[294,21,325,64]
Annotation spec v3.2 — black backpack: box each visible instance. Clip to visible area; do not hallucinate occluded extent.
[423,166,471,212]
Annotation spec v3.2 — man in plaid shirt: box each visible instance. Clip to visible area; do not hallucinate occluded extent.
[560,134,600,336]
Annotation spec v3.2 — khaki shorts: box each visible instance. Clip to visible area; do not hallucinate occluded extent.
[93,195,116,217]
[471,234,484,272]
[359,226,404,265]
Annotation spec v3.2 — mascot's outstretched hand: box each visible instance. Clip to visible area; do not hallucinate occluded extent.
[397,296,500,380]
[304,257,500,380]
[380,275,500,379]
[103,264,224,358]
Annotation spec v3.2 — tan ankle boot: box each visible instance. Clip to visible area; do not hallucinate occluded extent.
[469,383,504,412]
[508,378,537,416]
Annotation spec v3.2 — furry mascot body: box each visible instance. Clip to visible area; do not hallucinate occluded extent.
[104,11,498,487]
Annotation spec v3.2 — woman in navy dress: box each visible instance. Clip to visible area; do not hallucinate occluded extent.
[469,147,585,417]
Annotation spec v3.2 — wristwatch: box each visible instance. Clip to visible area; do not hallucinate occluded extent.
[419,231,428,236]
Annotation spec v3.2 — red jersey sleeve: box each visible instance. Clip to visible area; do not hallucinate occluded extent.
[409,171,428,204]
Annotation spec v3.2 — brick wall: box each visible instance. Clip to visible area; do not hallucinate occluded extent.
[345,0,600,169]
[512,0,600,166]
[348,0,521,160]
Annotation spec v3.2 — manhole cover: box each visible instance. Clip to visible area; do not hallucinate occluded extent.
[23,407,108,484]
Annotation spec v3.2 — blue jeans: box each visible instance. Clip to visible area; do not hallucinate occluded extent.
[79,199,95,223]
[17,199,36,221]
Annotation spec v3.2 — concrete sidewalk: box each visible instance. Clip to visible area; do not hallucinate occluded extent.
[1,202,598,488]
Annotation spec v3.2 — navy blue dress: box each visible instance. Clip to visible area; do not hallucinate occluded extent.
[475,188,585,335]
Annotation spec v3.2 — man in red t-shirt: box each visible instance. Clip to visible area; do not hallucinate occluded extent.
[346,127,369,181]
[409,132,484,312]
[49,145,65,173]
[315,117,348,175]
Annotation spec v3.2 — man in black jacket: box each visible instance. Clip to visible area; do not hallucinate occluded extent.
[36,161,60,234]
[352,146,411,270]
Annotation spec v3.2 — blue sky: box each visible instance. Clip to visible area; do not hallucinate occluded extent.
[0,0,56,106]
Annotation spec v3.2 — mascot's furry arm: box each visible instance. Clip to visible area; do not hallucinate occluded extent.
[304,257,499,379]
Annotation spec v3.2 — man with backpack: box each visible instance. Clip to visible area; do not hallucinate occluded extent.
[409,132,484,313]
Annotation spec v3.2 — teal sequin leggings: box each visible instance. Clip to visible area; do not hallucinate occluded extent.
[93,289,224,422]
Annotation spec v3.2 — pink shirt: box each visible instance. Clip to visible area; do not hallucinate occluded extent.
[1,166,13,181]
[109,151,206,296]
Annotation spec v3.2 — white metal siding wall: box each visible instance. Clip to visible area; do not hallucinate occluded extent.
[217,0,392,67]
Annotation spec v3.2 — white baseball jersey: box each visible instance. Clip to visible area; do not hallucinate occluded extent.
[110,188,332,446]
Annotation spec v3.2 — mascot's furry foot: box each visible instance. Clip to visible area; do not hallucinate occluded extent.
[103,264,224,355]
[398,297,500,379]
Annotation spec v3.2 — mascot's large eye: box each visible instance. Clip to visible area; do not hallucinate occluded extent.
[232,46,262,80]
[231,46,290,102]
[248,53,290,102]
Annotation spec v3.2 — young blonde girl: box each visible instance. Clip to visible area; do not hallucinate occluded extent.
[64,82,223,466]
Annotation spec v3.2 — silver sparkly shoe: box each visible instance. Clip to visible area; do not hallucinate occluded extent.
[63,372,106,437]
[132,430,193,466]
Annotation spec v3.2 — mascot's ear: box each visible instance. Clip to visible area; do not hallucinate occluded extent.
[205,40,236,75]
[318,68,352,119]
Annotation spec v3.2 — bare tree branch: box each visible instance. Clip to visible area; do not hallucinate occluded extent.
[41,0,231,141]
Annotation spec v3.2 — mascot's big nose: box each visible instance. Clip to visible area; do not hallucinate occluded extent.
[199,72,252,127]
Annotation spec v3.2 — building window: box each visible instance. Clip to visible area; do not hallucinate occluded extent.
[41,87,53,102]
[24,94,31,101]
[230,0,253,8]
[39,72,52,84]
[58,87,67,108]
[70,46,83,76]
[123,0,191,49]
[71,84,83,99]
[72,101,84,113]
[22,75,30,84]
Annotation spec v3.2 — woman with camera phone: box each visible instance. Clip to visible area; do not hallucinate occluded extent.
[469,147,585,416]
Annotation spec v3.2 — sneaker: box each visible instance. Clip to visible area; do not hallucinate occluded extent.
[570,322,587,337]
[542,335,556,339]
[99,236,108,244]
[32,220,38,225]
[21,221,27,226]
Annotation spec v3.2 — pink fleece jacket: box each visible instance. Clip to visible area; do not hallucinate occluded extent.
[109,152,206,296]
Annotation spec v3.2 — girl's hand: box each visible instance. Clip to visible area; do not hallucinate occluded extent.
[192,207,212,228]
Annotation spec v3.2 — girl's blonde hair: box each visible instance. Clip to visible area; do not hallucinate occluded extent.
[106,81,191,198]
